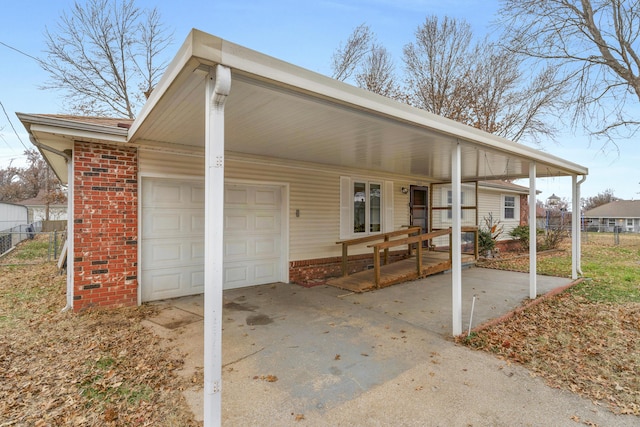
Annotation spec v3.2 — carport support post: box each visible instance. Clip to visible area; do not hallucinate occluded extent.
[451,141,462,336]
[204,65,231,426]
[529,162,537,299]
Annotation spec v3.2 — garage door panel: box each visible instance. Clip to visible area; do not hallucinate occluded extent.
[255,238,279,255]
[254,188,279,205]
[224,239,249,258]
[143,180,204,208]
[254,260,279,281]
[225,213,249,232]
[142,209,204,238]
[141,264,204,301]
[143,238,204,269]
[225,187,249,205]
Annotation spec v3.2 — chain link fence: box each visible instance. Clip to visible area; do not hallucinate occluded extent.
[0,221,67,266]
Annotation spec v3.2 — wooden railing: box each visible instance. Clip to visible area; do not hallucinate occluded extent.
[368,226,479,288]
[336,227,421,277]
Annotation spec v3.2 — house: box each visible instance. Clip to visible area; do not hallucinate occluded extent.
[18,29,588,423]
[19,190,68,223]
[584,200,640,232]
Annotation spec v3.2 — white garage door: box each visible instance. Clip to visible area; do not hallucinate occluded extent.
[141,179,284,301]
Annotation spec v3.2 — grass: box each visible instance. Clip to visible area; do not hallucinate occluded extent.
[464,231,640,415]
[14,238,51,260]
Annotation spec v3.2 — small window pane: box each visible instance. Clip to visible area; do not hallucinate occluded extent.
[370,183,381,232]
[354,182,366,233]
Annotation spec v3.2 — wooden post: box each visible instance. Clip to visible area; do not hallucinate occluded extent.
[384,235,389,265]
[374,247,381,288]
[416,237,423,276]
[341,243,348,277]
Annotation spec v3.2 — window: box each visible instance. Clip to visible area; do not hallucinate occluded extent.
[627,219,634,227]
[340,177,393,239]
[501,194,519,221]
[353,181,381,234]
[503,196,515,219]
[446,190,465,220]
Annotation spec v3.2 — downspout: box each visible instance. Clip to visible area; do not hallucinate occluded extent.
[30,136,74,312]
[572,175,587,278]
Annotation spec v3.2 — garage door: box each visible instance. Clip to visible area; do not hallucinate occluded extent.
[141,179,284,301]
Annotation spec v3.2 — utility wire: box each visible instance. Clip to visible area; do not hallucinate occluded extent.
[0,100,28,151]
[0,40,42,64]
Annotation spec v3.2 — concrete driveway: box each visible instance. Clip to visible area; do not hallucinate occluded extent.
[143,268,638,426]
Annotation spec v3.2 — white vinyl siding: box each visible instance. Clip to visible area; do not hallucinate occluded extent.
[477,190,521,240]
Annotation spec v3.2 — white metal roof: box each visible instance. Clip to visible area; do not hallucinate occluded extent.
[21,29,588,183]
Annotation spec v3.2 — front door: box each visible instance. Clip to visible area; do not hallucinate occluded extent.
[410,186,429,238]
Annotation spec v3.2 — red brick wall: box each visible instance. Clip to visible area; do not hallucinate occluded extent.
[520,194,529,226]
[72,142,138,311]
[289,251,410,287]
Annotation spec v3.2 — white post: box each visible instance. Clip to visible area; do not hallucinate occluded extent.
[66,154,74,310]
[451,141,462,336]
[572,175,585,279]
[204,64,231,427]
[529,162,537,299]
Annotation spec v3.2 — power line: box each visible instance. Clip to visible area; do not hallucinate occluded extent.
[0,100,28,151]
[0,40,42,64]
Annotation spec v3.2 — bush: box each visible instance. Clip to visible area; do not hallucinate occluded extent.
[509,225,531,250]
[478,229,495,256]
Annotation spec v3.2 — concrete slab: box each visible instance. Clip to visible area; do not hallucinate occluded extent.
[144,268,638,426]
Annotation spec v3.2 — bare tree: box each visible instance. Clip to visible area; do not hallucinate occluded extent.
[332,24,403,99]
[355,45,404,99]
[498,0,640,141]
[403,16,563,142]
[42,0,173,118]
[582,188,620,211]
[0,150,66,206]
[331,24,374,82]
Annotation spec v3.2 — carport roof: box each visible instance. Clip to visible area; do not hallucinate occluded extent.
[19,29,588,184]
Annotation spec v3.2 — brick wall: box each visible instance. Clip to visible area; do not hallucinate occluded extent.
[520,194,529,226]
[73,142,138,311]
[289,251,410,287]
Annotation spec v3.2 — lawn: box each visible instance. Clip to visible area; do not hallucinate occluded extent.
[465,232,640,415]
[0,236,199,426]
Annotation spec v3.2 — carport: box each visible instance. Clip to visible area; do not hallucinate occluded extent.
[27,29,588,425]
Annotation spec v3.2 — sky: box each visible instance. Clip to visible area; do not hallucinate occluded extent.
[1,0,638,205]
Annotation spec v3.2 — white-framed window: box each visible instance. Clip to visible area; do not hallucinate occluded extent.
[353,181,381,234]
[608,218,616,227]
[445,190,466,221]
[626,219,634,230]
[340,177,393,239]
[503,195,516,220]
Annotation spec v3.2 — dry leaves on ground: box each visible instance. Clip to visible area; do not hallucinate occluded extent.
[462,291,640,415]
[0,244,199,426]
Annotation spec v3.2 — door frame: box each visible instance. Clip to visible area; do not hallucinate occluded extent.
[410,185,429,238]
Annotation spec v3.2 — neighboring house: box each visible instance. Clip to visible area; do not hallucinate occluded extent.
[18,29,588,319]
[584,200,640,233]
[19,190,68,222]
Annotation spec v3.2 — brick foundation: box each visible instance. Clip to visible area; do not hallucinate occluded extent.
[289,251,410,286]
[72,142,138,311]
